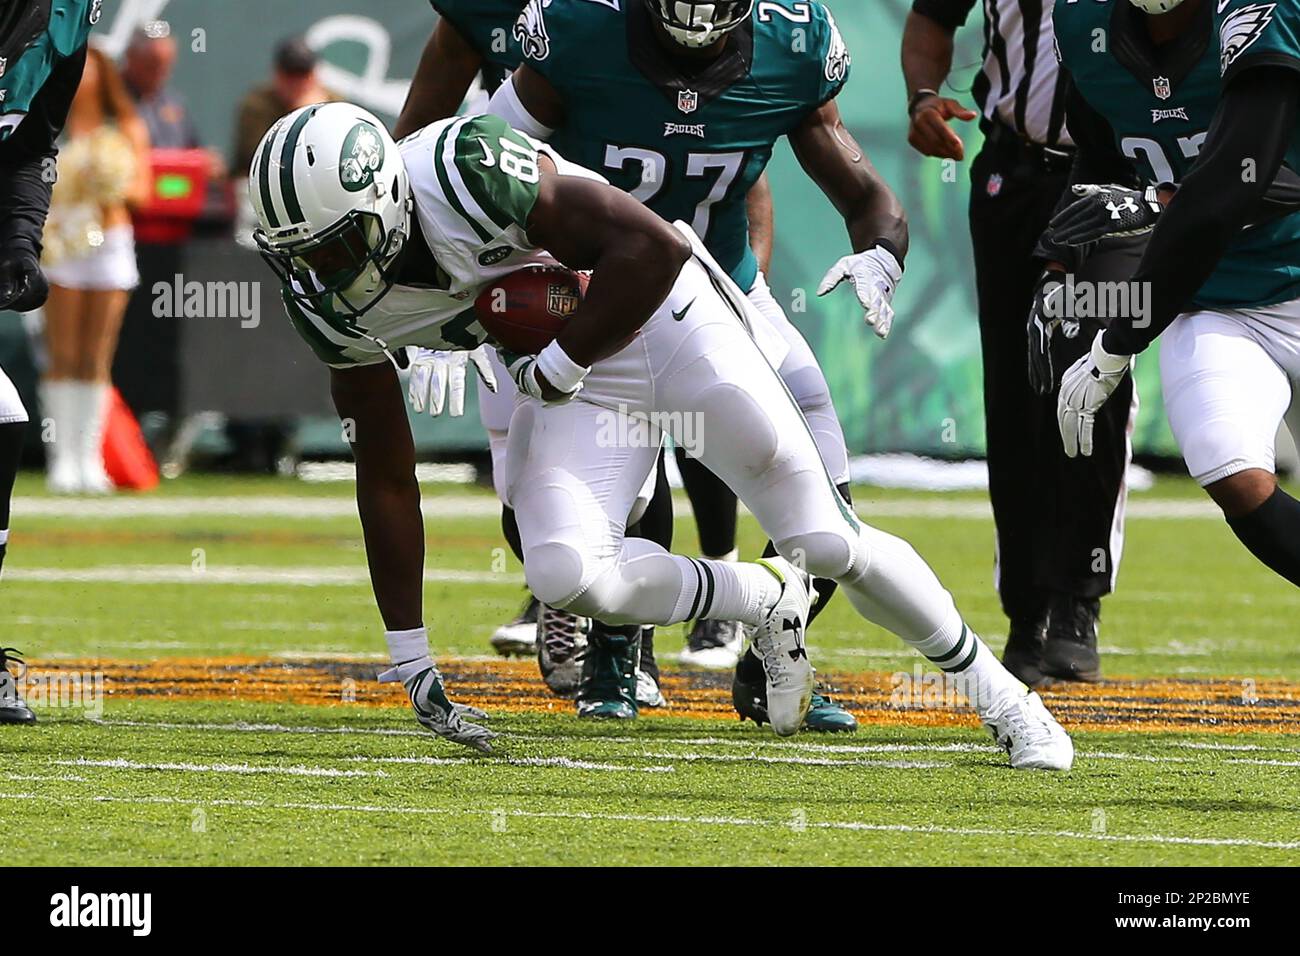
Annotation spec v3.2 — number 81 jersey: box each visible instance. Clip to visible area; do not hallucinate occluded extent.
[517,0,850,292]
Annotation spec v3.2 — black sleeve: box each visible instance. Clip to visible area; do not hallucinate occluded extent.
[0,43,87,258]
[1103,66,1300,355]
[910,0,980,32]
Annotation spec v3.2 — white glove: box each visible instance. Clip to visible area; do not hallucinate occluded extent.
[504,341,588,405]
[817,246,904,339]
[407,345,497,417]
[1057,330,1133,458]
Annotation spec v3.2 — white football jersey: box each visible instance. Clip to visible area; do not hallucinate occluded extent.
[283,114,585,368]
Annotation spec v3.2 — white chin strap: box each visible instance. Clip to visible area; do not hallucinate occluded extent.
[1127,0,1185,12]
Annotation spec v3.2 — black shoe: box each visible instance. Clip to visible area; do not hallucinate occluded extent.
[576,624,640,720]
[0,647,36,725]
[1042,595,1102,683]
[679,618,744,669]
[1002,616,1049,688]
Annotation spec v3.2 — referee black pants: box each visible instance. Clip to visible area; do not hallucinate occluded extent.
[969,133,1137,625]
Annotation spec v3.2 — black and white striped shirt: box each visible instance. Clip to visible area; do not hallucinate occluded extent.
[912,0,1073,148]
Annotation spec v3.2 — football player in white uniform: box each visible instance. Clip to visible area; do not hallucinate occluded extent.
[249,102,1073,769]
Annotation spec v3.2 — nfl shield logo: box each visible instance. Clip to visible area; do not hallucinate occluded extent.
[546,282,580,318]
[677,89,699,115]
[987,173,1003,197]
[1153,76,1172,100]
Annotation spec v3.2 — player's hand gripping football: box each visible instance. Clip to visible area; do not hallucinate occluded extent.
[407,345,498,417]
[1049,184,1164,246]
[1027,270,1067,395]
[818,246,903,339]
[1057,330,1133,458]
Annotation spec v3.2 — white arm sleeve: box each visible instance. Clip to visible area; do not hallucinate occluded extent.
[487,76,555,141]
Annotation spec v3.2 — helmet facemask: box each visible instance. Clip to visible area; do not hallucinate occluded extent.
[645,0,754,49]
[255,206,406,322]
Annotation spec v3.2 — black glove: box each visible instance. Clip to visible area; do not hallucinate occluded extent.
[0,250,50,313]
[1027,271,1067,396]
[1048,184,1163,247]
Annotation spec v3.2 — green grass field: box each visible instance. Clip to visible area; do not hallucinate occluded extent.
[3,472,1299,865]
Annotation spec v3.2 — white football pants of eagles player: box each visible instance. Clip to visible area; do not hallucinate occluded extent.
[505,227,1037,723]
[1160,298,1300,486]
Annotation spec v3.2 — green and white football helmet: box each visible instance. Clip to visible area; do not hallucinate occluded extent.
[249,102,410,319]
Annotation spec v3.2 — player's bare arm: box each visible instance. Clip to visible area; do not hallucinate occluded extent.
[526,157,691,378]
[329,361,425,632]
[901,10,977,161]
[504,63,566,131]
[394,17,485,138]
[791,98,907,258]
[745,173,775,276]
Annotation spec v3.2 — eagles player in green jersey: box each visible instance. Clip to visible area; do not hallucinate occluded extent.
[1044,0,1300,589]
[489,0,899,728]
[0,0,98,725]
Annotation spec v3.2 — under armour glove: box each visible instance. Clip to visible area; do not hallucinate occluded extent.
[1049,184,1164,247]
[408,345,498,417]
[1027,271,1068,396]
[0,250,49,313]
[1057,330,1133,458]
[817,245,903,339]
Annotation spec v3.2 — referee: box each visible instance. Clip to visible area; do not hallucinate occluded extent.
[901,0,1136,685]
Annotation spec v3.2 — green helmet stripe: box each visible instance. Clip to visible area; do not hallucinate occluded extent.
[278,106,318,224]
[256,123,282,229]
[433,121,494,243]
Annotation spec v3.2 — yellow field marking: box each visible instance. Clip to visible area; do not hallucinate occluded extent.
[22,657,1300,734]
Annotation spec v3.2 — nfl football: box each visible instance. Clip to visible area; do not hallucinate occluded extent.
[474,267,590,354]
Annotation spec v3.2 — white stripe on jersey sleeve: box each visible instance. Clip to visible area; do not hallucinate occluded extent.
[441,116,507,242]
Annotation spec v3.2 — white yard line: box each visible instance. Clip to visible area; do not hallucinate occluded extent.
[1,790,1297,851]
[5,566,522,586]
[13,494,1226,522]
[54,757,387,779]
[352,755,675,774]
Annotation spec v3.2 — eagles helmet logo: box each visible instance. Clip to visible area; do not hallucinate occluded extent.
[1220,3,1277,76]
[89,0,102,24]
[515,0,553,62]
[339,122,385,192]
[823,10,851,83]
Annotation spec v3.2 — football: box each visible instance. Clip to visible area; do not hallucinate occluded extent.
[474,266,590,354]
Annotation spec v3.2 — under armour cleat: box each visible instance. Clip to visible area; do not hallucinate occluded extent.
[982,689,1074,771]
[732,647,855,732]
[743,558,813,737]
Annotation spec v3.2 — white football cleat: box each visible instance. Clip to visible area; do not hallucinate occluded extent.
[678,618,745,669]
[380,658,497,754]
[635,667,667,708]
[981,690,1074,771]
[489,594,540,658]
[744,558,813,737]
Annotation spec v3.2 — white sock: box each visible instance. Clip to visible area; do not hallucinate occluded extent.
[385,626,430,665]
[840,524,1023,710]
[0,529,8,547]
[75,381,110,483]
[671,557,779,626]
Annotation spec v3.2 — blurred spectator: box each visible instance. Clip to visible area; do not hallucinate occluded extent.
[40,45,150,494]
[233,37,338,175]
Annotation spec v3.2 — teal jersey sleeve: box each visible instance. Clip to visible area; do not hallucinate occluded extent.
[430,0,529,72]
[0,0,97,138]
[806,2,852,106]
[1218,0,1300,83]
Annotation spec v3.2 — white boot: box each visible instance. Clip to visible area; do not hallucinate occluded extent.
[75,381,112,495]
[39,380,82,494]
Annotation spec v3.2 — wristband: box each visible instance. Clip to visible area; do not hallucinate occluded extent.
[535,340,590,394]
[907,88,940,118]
